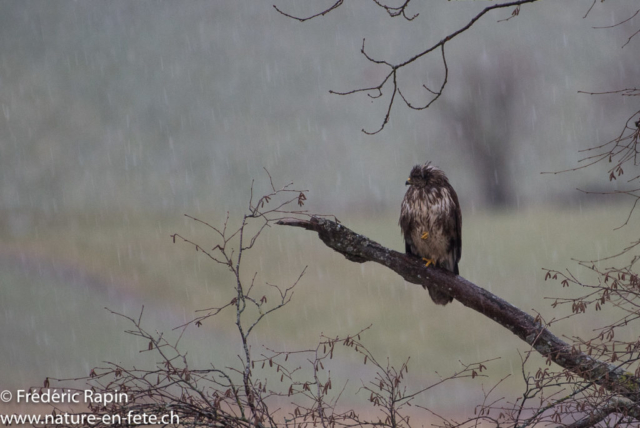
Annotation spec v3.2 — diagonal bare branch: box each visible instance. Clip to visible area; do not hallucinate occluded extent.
[277,216,640,402]
[564,398,640,428]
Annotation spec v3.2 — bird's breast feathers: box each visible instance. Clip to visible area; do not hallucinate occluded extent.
[402,187,454,223]
[401,187,456,260]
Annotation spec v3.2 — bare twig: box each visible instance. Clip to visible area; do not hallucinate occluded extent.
[276,0,541,134]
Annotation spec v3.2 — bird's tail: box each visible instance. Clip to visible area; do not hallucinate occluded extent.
[426,285,453,306]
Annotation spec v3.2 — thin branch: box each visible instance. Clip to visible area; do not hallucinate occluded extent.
[274,0,418,22]
[397,44,448,111]
[583,0,597,19]
[273,0,343,23]
[592,8,639,29]
[279,0,541,134]
[577,188,640,230]
[372,0,418,21]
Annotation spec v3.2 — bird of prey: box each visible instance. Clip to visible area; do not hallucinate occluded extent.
[399,163,462,305]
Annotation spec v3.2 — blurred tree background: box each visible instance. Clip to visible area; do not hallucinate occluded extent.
[1,0,638,419]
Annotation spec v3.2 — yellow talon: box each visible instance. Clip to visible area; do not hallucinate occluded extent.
[421,232,429,240]
[422,258,433,267]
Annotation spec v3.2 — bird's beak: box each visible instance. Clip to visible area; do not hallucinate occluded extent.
[405,178,411,186]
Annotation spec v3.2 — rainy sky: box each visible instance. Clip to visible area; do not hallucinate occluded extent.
[1,0,638,220]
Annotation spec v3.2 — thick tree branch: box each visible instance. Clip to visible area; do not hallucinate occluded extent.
[277,216,640,402]
[565,398,640,428]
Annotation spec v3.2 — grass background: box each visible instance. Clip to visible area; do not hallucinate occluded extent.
[1,200,634,415]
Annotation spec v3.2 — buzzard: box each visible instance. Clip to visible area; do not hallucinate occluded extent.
[399,163,462,305]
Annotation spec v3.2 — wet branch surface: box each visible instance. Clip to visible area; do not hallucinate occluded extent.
[277,216,640,403]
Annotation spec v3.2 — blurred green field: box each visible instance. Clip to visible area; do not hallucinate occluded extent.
[1,202,635,413]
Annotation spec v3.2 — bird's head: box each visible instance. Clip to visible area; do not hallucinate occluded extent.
[405,163,446,188]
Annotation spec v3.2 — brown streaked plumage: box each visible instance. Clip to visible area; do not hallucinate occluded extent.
[399,163,462,305]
